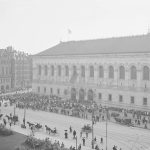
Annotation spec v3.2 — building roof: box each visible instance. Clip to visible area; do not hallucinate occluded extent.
[36,34,150,56]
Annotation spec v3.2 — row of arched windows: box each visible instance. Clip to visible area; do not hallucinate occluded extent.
[37,65,150,80]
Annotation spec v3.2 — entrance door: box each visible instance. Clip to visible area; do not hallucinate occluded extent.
[71,88,76,101]
[79,89,85,102]
[88,89,94,101]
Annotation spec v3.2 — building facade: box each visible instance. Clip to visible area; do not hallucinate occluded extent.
[0,47,32,92]
[32,34,150,111]
[12,52,32,89]
[0,49,12,93]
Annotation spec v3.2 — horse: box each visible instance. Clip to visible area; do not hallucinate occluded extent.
[27,121,35,128]
[45,125,51,134]
[5,115,11,120]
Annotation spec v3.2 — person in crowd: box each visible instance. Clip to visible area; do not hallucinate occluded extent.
[82,137,85,146]
[78,144,81,150]
[86,132,88,138]
[73,130,76,139]
[69,126,72,133]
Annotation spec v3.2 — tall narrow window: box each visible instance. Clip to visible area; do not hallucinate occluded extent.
[131,66,137,80]
[44,87,46,93]
[89,66,94,77]
[143,66,149,80]
[99,66,104,78]
[65,65,69,76]
[143,97,147,105]
[81,66,85,77]
[109,66,114,79]
[130,96,134,104]
[73,66,77,75]
[51,65,54,76]
[119,66,125,79]
[44,65,48,76]
[38,65,41,75]
[58,65,61,76]
[119,95,123,102]
[108,94,112,101]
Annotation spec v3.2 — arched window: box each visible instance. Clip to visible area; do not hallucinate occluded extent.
[58,65,61,76]
[73,66,77,75]
[2,67,4,75]
[38,65,41,75]
[65,65,69,76]
[130,66,137,80]
[99,66,104,78]
[89,66,94,77]
[51,65,54,76]
[109,66,114,79]
[44,65,48,76]
[119,66,125,79]
[81,66,85,77]
[143,66,149,80]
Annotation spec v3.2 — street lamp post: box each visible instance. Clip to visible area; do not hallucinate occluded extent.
[14,101,16,116]
[75,136,77,150]
[23,103,26,126]
[92,107,94,149]
[105,107,108,150]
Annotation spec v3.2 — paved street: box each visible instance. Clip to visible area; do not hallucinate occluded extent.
[1,105,150,150]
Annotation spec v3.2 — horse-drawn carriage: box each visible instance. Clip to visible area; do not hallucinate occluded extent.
[81,124,92,133]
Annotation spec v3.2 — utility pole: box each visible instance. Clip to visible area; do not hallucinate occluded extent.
[14,101,16,116]
[75,136,77,150]
[23,103,26,125]
[92,108,94,149]
[106,107,108,150]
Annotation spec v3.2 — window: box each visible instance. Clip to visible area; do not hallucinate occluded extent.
[57,89,60,94]
[65,65,69,76]
[37,86,40,93]
[38,65,41,75]
[72,66,77,76]
[44,65,48,76]
[108,94,112,101]
[2,67,4,75]
[119,95,123,102]
[143,98,147,105]
[143,66,149,80]
[119,66,125,79]
[130,96,134,104]
[131,66,137,80]
[50,88,53,94]
[99,93,102,99]
[44,87,46,93]
[109,66,114,79]
[58,65,61,76]
[51,65,54,76]
[81,66,85,77]
[99,66,104,78]
[89,66,94,77]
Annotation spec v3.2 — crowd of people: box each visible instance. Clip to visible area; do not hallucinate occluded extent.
[1,92,150,150]
[1,92,150,129]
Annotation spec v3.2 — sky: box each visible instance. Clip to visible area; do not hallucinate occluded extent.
[0,0,150,54]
